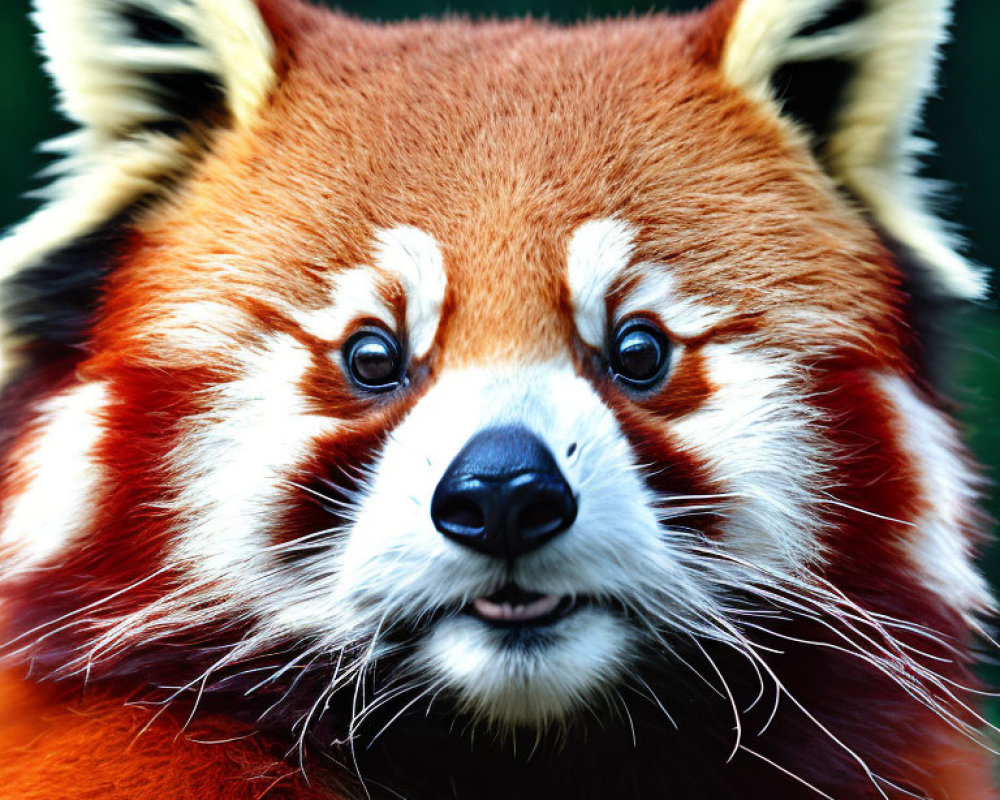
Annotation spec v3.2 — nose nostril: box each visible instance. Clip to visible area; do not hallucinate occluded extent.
[438,497,485,532]
[517,500,566,539]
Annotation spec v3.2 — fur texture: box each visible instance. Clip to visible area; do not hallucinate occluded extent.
[0,0,993,798]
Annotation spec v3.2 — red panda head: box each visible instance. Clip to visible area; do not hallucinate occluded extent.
[0,0,993,797]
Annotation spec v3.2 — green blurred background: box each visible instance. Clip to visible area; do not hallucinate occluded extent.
[0,0,997,688]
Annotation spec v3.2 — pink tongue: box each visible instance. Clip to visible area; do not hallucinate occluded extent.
[473,594,561,622]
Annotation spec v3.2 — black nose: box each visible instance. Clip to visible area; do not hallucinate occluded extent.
[431,426,577,559]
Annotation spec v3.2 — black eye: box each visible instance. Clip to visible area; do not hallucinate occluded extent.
[609,318,672,390]
[343,329,405,392]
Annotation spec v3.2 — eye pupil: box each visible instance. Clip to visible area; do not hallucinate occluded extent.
[344,330,403,391]
[610,319,671,390]
[617,330,662,381]
[352,340,395,383]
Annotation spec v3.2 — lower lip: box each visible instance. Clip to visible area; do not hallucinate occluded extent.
[467,594,578,628]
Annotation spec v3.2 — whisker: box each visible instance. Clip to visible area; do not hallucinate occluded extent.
[628,676,678,730]
[817,498,917,528]
[690,636,743,763]
[738,745,836,800]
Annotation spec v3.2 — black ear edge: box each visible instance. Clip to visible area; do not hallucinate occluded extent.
[119,3,191,46]
[137,71,229,137]
[33,0,251,142]
[771,57,856,157]
[0,0,277,374]
[796,0,868,37]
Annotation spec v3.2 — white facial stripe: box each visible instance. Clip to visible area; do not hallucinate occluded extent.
[615,267,731,339]
[294,267,396,342]
[671,342,825,568]
[567,218,732,349]
[567,218,638,349]
[0,380,110,572]
[168,334,339,584]
[877,374,991,617]
[374,226,447,359]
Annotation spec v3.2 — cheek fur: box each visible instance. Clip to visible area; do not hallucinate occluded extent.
[270,425,396,564]
[0,363,212,668]
[807,365,990,617]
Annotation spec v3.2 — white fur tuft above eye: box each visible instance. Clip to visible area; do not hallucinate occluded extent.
[374,226,448,359]
[719,0,987,300]
[566,218,638,349]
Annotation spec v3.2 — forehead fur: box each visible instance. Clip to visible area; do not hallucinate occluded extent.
[103,4,900,370]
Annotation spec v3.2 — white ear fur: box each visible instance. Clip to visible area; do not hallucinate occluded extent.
[721,0,986,300]
[1,0,276,285]
[0,0,277,381]
[34,0,276,137]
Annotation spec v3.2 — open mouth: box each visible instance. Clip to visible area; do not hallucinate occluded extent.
[467,583,578,628]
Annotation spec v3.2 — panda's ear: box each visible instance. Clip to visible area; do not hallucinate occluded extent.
[0,0,277,288]
[36,0,276,140]
[703,0,985,300]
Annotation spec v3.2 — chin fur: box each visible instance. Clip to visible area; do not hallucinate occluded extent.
[412,607,636,728]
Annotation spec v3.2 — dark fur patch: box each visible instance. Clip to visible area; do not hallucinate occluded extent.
[121,4,189,45]
[118,4,228,131]
[796,0,868,37]
[91,602,946,800]
[142,70,227,134]
[2,215,131,352]
[771,0,869,155]
[879,229,966,388]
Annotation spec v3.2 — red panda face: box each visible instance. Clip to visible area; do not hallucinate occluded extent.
[0,0,994,796]
[63,19,890,725]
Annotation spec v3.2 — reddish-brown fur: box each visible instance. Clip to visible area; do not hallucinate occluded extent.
[0,671,337,799]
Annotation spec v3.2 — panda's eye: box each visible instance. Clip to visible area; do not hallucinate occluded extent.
[609,318,672,391]
[343,328,405,392]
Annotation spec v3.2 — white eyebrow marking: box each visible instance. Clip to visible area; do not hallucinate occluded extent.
[291,226,446,357]
[567,219,638,349]
[566,218,729,346]
[616,270,730,340]
[294,267,396,343]
[374,226,447,359]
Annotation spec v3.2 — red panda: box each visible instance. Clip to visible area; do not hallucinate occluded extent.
[0,0,994,798]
